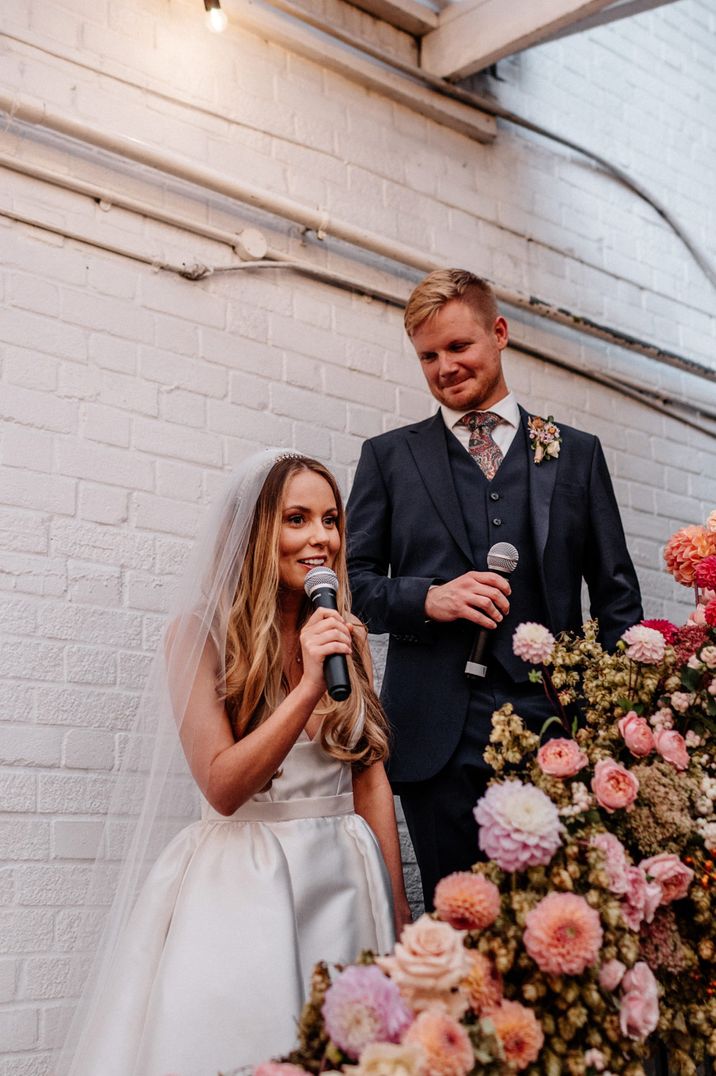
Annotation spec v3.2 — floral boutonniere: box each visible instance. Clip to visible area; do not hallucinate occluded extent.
[527,414,562,464]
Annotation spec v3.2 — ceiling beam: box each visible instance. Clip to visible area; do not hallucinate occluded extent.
[537,0,682,43]
[420,0,618,79]
[347,0,438,36]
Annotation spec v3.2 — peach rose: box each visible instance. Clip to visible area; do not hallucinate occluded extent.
[653,728,690,771]
[640,853,694,904]
[536,738,588,778]
[377,915,472,1004]
[617,712,654,758]
[591,758,639,813]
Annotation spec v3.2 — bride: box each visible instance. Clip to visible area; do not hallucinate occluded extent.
[59,448,411,1076]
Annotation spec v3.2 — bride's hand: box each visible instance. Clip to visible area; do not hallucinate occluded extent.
[298,607,352,694]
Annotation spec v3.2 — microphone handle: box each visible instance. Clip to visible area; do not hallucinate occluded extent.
[308,589,352,701]
[464,568,511,679]
[464,627,489,678]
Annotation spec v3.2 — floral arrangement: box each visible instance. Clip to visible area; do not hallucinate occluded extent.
[251,510,716,1076]
[526,415,561,464]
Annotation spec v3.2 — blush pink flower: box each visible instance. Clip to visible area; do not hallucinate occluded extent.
[669,692,693,714]
[488,1000,544,1070]
[475,780,563,871]
[322,965,413,1059]
[523,892,603,975]
[353,1042,425,1076]
[462,951,503,1015]
[621,867,661,932]
[707,510,716,533]
[654,728,690,771]
[536,738,588,778]
[599,958,626,992]
[618,712,654,758]
[619,962,659,1040]
[621,624,666,664]
[433,872,500,931]
[378,915,471,1017]
[512,622,555,665]
[640,853,694,904]
[254,1066,309,1076]
[591,758,639,813]
[403,1009,473,1076]
[701,646,716,669]
[591,832,630,894]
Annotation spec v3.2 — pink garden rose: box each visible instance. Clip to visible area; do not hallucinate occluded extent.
[640,853,694,904]
[378,915,471,1017]
[591,832,629,894]
[617,712,654,758]
[653,728,690,771]
[591,758,639,813]
[621,867,661,932]
[598,958,626,992]
[536,738,588,778]
[619,962,659,1040]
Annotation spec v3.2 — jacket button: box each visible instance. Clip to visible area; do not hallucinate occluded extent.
[492,518,502,526]
[490,492,500,501]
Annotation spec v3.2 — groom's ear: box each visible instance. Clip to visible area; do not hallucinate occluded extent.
[493,316,509,350]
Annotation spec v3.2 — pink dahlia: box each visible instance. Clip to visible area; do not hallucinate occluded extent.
[621,624,666,664]
[695,555,716,592]
[403,1009,473,1076]
[474,780,563,872]
[523,892,603,975]
[322,965,412,1059]
[434,872,500,931]
[488,1000,544,1070]
[536,737,588,778]
[512,622,555,665]
[664,525,716,586]
[640,619,677,645]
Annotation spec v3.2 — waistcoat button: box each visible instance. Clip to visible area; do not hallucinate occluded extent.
[492,518,502,526]
[490,492,500,501]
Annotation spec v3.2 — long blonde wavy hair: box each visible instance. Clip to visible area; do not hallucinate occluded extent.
[222,455,389,769]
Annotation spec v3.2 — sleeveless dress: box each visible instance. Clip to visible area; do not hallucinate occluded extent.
[67,733,395,1076]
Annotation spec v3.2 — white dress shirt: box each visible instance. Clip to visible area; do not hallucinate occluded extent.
[440,392,520,458]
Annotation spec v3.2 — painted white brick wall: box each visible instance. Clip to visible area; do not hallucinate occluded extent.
[1,0,715,1069]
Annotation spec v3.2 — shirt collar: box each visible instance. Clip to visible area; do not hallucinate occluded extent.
[440,391,519,431]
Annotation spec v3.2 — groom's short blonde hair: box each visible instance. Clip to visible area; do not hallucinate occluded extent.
[404,269,499,338]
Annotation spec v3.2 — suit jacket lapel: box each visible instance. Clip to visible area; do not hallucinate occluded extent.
[522,405,558,571]
[407,413,474,565]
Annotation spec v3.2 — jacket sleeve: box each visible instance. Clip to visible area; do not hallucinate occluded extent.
[346,439,436,639]
[583,438,643,648]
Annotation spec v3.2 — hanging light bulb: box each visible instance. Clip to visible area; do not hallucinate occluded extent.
[204,0,228,33]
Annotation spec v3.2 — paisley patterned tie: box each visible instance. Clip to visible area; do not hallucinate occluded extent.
[458,411,503,480]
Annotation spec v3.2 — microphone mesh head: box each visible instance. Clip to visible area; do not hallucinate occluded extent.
[487,542,519,574]
[303,566,339,599]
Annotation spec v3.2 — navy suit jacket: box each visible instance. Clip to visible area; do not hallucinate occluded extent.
[346,406,643,783]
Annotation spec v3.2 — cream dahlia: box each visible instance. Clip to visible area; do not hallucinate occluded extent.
[512,622,556,665]
[474,779,563,871]
[621,624,666,664]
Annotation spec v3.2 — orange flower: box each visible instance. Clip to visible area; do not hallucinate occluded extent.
[488,1000,544,1070]
[403,1009,473,1076]
[462,952,503,1015]
[434,872,500,931]
[664,525,716,586]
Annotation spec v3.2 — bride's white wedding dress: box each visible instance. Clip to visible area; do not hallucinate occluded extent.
[67,733,395,1076]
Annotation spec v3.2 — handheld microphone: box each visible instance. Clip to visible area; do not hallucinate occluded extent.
[464,542,519,679]
[303,566,352,701]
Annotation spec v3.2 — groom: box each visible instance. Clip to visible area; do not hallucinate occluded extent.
[346,268,643,907]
